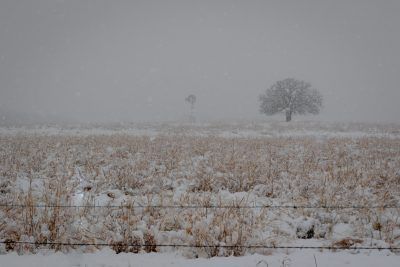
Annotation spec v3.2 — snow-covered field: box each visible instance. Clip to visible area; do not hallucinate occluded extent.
[1,249,399,267]
[0,121,399,266]
[1,120,399,138]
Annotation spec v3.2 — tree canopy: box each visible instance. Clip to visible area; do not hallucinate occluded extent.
[259,78,323,122]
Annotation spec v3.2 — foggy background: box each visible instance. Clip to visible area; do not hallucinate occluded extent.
[0,0,399,124]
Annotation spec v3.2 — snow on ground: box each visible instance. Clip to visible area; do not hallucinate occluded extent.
[0,249,398,267]
[0,121,399,139]
[1,121,399,265]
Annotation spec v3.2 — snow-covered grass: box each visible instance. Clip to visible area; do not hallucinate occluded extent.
[0,121,399,265]
[0,120,399,138]
[1,248,399,267]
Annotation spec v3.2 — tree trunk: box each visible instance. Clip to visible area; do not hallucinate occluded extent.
[286,110,292,122]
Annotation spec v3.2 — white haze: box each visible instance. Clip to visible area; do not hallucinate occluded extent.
[0,0,399,124]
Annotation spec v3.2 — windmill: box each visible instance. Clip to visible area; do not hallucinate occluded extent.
[185,94,196,123]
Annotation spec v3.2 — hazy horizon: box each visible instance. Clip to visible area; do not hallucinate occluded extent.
[1,0,399,124]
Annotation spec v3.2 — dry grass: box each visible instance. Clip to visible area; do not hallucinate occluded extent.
[0,132,399,256]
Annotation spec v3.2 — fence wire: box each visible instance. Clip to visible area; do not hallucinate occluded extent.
[1,202,399,252]
[1,203,399,209]
[1,241,399,251]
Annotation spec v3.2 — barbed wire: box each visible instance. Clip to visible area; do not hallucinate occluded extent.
[0,203,399,209]
[1,240,399,251]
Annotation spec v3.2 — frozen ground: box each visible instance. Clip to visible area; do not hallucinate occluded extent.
[0,120,399,139]
[0,121,399,265]
[0,248,399,267]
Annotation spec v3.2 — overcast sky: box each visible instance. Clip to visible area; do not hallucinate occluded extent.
[0,0,399,123]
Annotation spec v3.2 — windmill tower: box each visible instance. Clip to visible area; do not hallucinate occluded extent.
[185,94,196,123]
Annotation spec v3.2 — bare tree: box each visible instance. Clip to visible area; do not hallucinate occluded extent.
[259,78,322,122]
[185,94,196,122]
